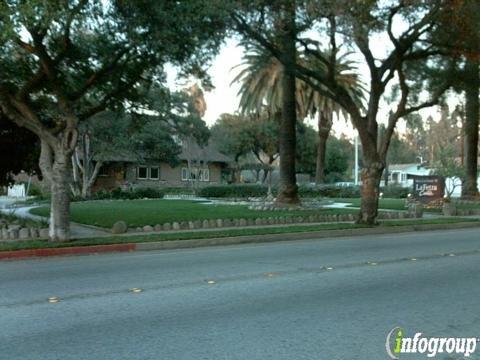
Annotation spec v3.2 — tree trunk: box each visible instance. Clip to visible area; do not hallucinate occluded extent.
[50,151,71,241]
[315,112,332,184]
[70,154,81,197]
[462,58,479,198]
[357,162,384,225]
[384,163,389,186]
[81,161,102,199]
[275,0,299,206]
[261,168,269,184]
[39,141,72,241]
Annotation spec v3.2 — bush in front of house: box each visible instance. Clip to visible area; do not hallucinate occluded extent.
[163,187,195,195]
[133,187,165,199]
[380,185,411,199]
[198,184,269,198]
[197,183,408,199]
[27,183,45,198]
[92,187,165,200]
[198,184,364,199]
[298,185,361,198]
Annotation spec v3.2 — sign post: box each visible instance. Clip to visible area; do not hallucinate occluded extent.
[411,175,445,203]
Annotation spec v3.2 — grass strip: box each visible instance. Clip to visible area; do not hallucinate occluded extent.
[1,217,478,252]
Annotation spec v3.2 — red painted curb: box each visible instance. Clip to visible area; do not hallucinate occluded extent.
[0,243,136,260]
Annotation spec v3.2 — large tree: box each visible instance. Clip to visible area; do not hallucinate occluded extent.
[211,111,279,183]
[231,0,453,223]
[435,0,480,197]
[0,1,223,240]
[233,42,364,185]
[211,113,253,182]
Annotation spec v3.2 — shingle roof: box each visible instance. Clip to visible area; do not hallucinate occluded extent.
[92,151,139,163]
[178,141,232,163]
[92,140,232,164]
[389,163,424,171]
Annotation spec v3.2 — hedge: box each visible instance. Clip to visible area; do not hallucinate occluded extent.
[91,187,165,200]
[380,185,410,199]
[198,184,269,198]
[197,184,410,199]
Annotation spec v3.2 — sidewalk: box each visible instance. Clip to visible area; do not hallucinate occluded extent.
[0,204,109,238]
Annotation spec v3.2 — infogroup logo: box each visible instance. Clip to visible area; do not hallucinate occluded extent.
[385,327,478,359]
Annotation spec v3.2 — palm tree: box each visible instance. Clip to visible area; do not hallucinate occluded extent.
[233,41,305,206]
[233,44,364,186]
[301,52,365,183]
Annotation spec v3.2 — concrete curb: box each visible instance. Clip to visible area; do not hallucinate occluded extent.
[135,221,480,251]
[1,221,479,260]
[0,243,135,260]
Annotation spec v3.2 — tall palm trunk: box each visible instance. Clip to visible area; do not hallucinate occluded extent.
[462,58,479,198]
[315,112,332,184]
[275,0,299,206]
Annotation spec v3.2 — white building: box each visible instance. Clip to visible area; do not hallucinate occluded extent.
[381,163,433,188]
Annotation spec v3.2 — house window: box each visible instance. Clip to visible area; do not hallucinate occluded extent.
[138,166,160,180]
[98,165,109,177]
[181,167,210,182]
[202,168,210,182]
[391,172,399,183]
[181,168,189,181]
[149,167,159,180]
[138,166,148,180]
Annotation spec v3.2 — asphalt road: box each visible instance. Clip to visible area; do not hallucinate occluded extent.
[1,228,480,360]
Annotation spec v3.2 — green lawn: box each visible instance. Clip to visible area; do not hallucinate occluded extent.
[332,197,408,211]
[1,217,477,252]
[455,202,480,210]
[332,197,480,213]
[30,199,357,228]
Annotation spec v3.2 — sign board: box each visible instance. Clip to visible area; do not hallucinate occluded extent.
[410,175,445,202]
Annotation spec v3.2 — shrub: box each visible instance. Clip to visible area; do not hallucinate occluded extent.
[380,185,410,199]
[298,185,361,198]
[91,187,164,200]
[91,189,112,200]
[163,187,195,195]
[27,183,44,197]
[133,187,165,199]
[198,184,269,198]
[298,184,409,199]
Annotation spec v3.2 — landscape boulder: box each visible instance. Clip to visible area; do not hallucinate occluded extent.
[39,228,49,238]
[143,225,154,232]
[112,221,128,234]
[19,228,30,240]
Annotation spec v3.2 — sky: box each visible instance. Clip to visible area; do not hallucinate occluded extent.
[166,28,459,141]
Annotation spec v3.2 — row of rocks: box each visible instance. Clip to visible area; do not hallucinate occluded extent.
[447,208,480,216]
[248,204,305,211]
[0,225,49,241]
[454,199,480,205]
[112,211,414,234]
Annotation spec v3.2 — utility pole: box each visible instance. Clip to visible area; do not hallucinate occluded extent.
[354,134,359,185]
